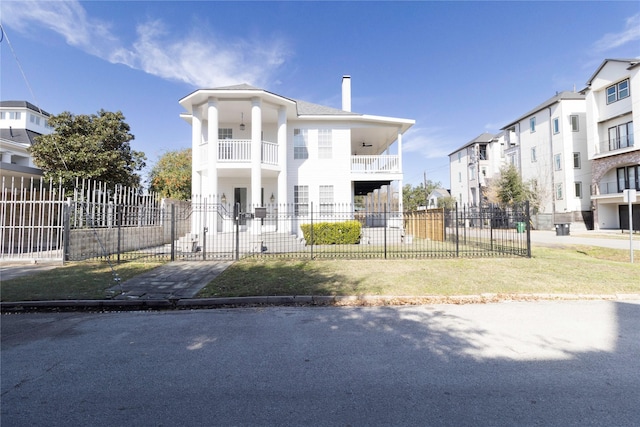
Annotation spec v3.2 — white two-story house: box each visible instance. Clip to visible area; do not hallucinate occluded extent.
[179,76,415,234]
[0,101,51,185]
[501,91,591,229]
[583,58,639,231]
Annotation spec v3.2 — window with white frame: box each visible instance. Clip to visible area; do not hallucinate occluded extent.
[218,128,232,139]
[575,182,582,199]
[30,114,41,125]
[458,152,461,163]
[554,153,562,171]
[553,117,559,134]
[458,172,462,183]
[2,111,21,120]
[319,185,334,215]
[607,79,630,104]
[294,129,308,159]
[530,117,536,133]
[531,147,537,162]
[570,115,579,132]
[573,152,581,169]
[294,185,309,215]
[556,183,563,200]
[318,129,332,159]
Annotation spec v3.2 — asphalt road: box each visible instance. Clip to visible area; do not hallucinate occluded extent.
[2,301,639,426]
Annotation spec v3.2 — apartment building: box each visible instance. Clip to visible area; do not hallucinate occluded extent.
[583,58,639,231]
[449,132,504,207]
[501,91,590,229]
[0,101,51,183]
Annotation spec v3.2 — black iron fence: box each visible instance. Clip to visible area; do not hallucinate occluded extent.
[65,201,530,262]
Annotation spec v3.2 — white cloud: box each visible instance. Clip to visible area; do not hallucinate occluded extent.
[402,126,453,159]
[1,1,290,88]
[592,13,640,53]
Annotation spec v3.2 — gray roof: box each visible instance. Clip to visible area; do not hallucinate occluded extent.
[428,188,450,198]
[0,128,41,145]
[449,132,497,156]
[0,100,50,117]
[203,83,359,116]
[501,91,585,130]
[294,99,359,116]
[585,58,640,86]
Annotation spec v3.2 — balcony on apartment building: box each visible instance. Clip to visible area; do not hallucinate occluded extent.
[597,135,635,155]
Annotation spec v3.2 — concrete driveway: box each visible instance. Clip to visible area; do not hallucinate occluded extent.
[2,301,639,426]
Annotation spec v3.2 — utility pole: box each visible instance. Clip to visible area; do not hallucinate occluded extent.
[424,171,429,209]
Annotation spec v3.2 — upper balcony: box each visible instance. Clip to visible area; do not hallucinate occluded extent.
[199,140,400,176]
[596,135,635,156]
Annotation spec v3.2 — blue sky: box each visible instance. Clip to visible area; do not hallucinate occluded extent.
[1,1,639,189]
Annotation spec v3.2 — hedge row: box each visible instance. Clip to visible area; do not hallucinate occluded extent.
[300,221,361,245]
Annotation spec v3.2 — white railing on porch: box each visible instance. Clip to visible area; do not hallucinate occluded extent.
[199,140,279,165]
[351,155,400,173]
[219,139,252,162]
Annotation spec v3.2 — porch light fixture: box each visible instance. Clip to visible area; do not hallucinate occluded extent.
[239,113,245,131]
[221,193,227,203]
[270,193,275,203]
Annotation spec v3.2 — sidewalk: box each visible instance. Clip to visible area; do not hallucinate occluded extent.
[106,261,232,300]
[530,229,640,251]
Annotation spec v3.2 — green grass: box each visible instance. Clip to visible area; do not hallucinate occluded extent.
[1,246,638,302]
[197,245,640,298]
[1,261,165,302]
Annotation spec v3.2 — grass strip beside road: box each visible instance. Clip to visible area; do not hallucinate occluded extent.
[1,261,165,302]
[1,246,638,302]
[197,246,640,298]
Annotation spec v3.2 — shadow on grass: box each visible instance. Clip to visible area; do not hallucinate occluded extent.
[197,259,362,298]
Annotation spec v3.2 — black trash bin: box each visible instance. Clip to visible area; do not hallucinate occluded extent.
[555,223,570,236]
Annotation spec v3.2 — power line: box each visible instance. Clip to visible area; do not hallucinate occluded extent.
[1,24,69,171]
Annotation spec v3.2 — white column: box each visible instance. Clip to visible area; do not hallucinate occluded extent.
[191,107,202,196]
[251,97,262,208]
[397,128,403,172]
[207,98,219,200]
[277,106,288,206]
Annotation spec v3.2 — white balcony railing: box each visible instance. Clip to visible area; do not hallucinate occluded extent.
[199,140,278,165]
[351,155,400,173]
[219,139,251,162]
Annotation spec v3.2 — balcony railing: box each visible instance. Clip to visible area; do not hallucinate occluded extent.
[598,135,635,154]
[200,140,278,165]
[594,180,640,196]
[351,155,400,173]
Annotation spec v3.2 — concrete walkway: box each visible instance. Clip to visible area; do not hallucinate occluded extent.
[106,261,232,300]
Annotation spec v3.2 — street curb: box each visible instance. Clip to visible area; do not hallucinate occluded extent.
[2,293,640,313]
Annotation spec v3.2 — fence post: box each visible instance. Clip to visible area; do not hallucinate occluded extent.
[203,201,207,260]
[63,200,71,263]
[310,202,314,260]
[455,202,460,257]
[116,204,122,264]
[490,204,494,252]
[526,200,531,258]
[235,202,240,261]
[384,204,388,259]
[170,203,175,262]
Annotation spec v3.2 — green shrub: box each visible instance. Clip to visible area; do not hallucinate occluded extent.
[300,221,361,245]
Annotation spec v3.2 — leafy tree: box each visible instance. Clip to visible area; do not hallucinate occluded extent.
[402,180,440,211]
[148,148,192,200]
[30,110,146,189]
[494,164,529,205]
